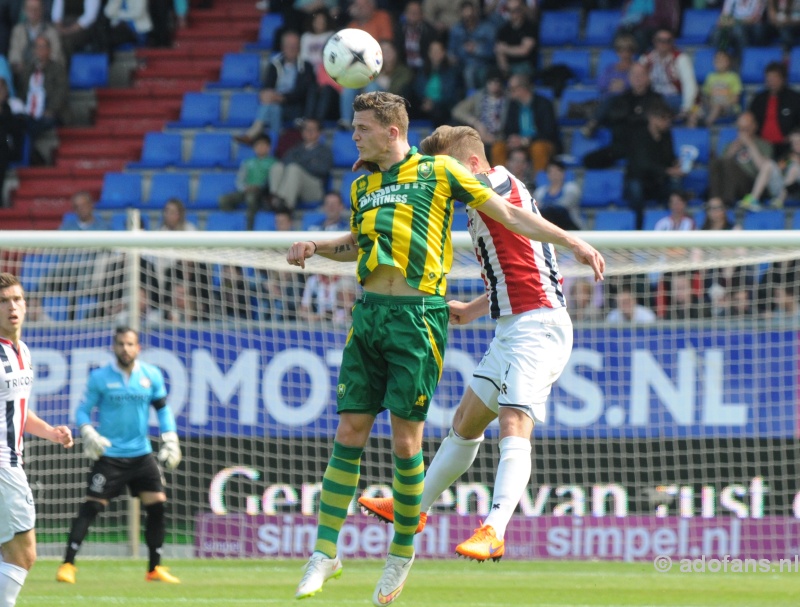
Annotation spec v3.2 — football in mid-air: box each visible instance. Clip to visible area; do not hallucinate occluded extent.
[323,29,382,89]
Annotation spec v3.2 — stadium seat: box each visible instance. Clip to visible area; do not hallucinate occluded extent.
[740,48,783,84]
[564,128,612,167]
[549,49,592,84]
[789,47,800,84]
[693,208,735,228]
[20,253,56,292]
[301,211,327,230]
[793,210,800,229]
[672,127,711,164]
[452,210,470,231]
[580,169,624,207]
[558,87,600,125]
[42,296,69,322]
[179,133,235,169]
[593,209,635,231]
[253,211,276,231]
[715,126,738,156]
[221,92,260,127]
[245,12,284,50]
[168,93,221,128]
[682,168,709,199]
[207,53,262,89]
[538,10,581,46]
[339,170,369,202]
[332,130,360,168]
[581,10,621,46]
[235,141,257,162]
[192,172,237,209]
[642,209,670,230]
[69,53,108,89]
[676,9,718,44]
[205,211,247,231]
[742,210,786,230]
[110,211,151,230]
[595,49,618,82]
[128,132,183,169]
[534,168,576,188]
[692,48,716,85]
[148,172,191,207]
[97,173,142,209]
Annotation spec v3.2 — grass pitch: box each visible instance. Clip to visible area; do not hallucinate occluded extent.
[20,558,799,607]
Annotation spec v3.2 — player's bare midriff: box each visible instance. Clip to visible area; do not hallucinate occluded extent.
[362,265,428,296]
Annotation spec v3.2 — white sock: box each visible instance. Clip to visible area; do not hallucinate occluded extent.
[484,436,532,540]
[0,562,27,607]
[420,429,483,512]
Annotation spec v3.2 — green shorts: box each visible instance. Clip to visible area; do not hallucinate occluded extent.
[337,292,449,421]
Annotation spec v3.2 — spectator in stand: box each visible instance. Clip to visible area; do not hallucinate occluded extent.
[767,0,800,51]
[504,145,535,190]
[9,0,64,91]
[533,158,583,230]
[217,265,259,320]
[690,49,741,128]
[494,0,537,78]
[741,127,800,209]
[19,34,68,164]
[568,278,604,323]
[164,260,212,322]
[173,0,188,30]
[51,0,101,60]
[305,191,349,231]
[451,68,508,162]
[748,62,800,160]
[653,190,696,231]
[710,0,769,58]
[493,72,560,172]
[158,197,196,231]
[766,283,800,323]
[698,196,746,310]
[347,0,394,42]
[616,0,682,52]
[0,77,25,206]
[597,33,637,100]
[219,134,276,230]
[447,0,496,91]
[701,196,738,230]
[639,28,697,121]
[262,208,303,321]
[337,39,413,130]
[266,117,332,213]
[59,190,108,230]
[607,284,657,323]
[299,273,358,326]
[422,0,463,39]
[234,30,316,145]
[659,271,708,320]
[623,100,683,229]
[724,285,754,317]
[302,9,339,123]
[412,39,464,127]
[396,1,437,75]
[101,0,152,53]
[709,111,773,209]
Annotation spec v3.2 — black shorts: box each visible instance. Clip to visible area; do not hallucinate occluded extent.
[86,454,166,500]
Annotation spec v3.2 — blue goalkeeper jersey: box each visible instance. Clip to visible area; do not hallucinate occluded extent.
[75,361,174,458]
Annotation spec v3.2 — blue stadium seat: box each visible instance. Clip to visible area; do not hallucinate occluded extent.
[715,126,738,156]
[694,209,736,228]
[692,48,716,85]
[128,133,183,169]
[643,209,670,230]
[558,87,600,125]
[595,49,618,82]
[789,47,800,84]
[682,168,709,198]
[253,211,277,231]
[549,49,592,84]
[534,168,577,188]
[148,172,191,207]
[676,9,718,44]
[192,172,237,209]
[339,170,369,202]
[581,169,624,207]
[451,210,470,231]
[97,173,142,208]
[672,127,710,164]
[740,48,783,84]
[20,253,56,292]
[332,130,360,168]
[793,210,800,229]
[742,210,786,230]
[581,10,621,46]
[539,10,581,46]
[110,211,151,230]
[564,128,612,167]
[205,211,247,231]
[245,13,284,50]
[42,296,69,322]
[168,93,221,128]
[69,53,108,89]
[301,211,327,230]
[221,92,259,127]
[593,209,635,231]
[179,133,234,169]
[207,53,262,89]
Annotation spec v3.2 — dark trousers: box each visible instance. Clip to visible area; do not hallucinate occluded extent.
[709,157,755,206]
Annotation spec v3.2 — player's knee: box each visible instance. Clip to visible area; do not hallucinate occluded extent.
[80,500,106,521]
[449,426,485,445]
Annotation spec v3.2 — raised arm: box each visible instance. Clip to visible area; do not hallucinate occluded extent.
[287,232,359,269]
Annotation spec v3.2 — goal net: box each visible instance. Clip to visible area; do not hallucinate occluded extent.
[2,228,798,562]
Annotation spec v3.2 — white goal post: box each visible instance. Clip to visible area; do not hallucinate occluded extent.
[3,228,799,562]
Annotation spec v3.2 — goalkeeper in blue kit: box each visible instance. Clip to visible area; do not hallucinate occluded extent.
[56,327,182,585]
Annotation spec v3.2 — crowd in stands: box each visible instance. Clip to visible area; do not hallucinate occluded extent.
[5,0,800,325]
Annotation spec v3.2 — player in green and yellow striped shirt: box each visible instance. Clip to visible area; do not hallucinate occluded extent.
[288,91,604,606]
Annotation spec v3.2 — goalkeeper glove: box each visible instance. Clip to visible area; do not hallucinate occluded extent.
[157,431,182,470]
[80,424,111,460]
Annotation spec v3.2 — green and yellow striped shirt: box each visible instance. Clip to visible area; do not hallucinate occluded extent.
[349,148,493,296]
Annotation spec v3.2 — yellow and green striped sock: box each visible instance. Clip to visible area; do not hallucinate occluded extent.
[314,441,363,558]
[390,451,424,558]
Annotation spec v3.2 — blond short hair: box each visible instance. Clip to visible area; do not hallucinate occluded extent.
[352,91,409,138]
[420,125,487,165]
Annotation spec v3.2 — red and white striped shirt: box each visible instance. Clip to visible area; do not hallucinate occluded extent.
[0,337,33,468]
[467,165,566,318]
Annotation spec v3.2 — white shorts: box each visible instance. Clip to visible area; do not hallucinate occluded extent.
[0,467,36,544]
[469,307,573,424]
